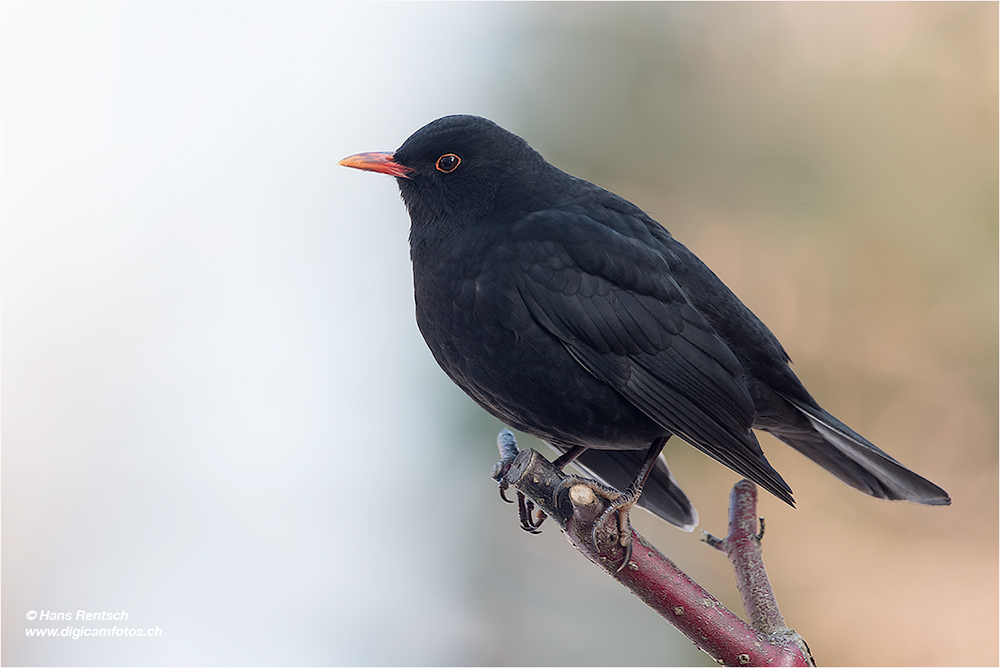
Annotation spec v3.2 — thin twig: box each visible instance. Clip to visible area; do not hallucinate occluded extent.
[703,480,814,663]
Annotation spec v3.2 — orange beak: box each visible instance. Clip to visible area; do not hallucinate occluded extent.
[338,152,414,179]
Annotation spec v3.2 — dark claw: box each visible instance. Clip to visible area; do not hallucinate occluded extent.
[756,516,766,541]
[551,477,570,507]
[614,535,634,573]
[517,491,545,534]
[498,481,515,504]
[528,501,547,530]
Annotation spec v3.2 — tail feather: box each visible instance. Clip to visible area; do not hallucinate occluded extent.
[777,394,951,506]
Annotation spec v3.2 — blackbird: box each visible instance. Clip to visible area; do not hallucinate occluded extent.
[339,115,950,546]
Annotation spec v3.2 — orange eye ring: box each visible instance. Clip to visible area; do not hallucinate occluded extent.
[435,153,461,173]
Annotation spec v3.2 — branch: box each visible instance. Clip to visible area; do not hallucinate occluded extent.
[492,431,813,667]
[703,482,793,634]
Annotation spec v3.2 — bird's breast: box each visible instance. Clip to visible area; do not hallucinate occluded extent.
[409,237,661,450]
[411,240,523,373]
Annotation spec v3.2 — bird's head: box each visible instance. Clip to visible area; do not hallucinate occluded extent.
[340,115,554,228]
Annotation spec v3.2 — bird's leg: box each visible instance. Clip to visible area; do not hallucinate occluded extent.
[551,443,638,513]
[599,438,666,537]
[554,438,669,571]
[549,445,601,505]
[552,445,586,470]
[553,474,626,508]
[493,430,520,504]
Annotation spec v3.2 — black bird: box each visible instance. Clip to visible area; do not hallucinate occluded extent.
[339,115,950,546]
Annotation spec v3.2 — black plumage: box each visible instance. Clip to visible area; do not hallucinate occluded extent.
[340,115,950,533]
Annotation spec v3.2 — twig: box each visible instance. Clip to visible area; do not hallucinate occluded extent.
[702,480,814,664]
[704,482,788,633]
[492,430,813,667]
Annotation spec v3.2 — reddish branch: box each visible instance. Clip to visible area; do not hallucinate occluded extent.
[492,431,814,667]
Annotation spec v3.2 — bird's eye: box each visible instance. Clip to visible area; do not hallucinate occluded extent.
[435,153,461,173]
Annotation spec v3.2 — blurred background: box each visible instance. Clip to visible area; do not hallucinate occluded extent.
[3,2,996,666]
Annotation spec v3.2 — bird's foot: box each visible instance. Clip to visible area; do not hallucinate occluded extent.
[516,491,546,533]
[595,488,640,572]
[554,475,637,572]
[492,437,547,534]
[552,474,622,508]
[499,478,547,533]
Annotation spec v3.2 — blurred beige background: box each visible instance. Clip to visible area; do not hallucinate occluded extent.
[505,4,997,666]
[3,2,996,666]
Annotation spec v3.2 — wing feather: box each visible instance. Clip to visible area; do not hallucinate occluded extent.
[513,207,794,504]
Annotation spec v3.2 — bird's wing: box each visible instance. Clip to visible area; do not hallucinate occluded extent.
[510,206,794,504]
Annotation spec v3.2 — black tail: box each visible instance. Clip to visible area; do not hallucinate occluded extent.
[774,394,951,505]
[551,445,698,530]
